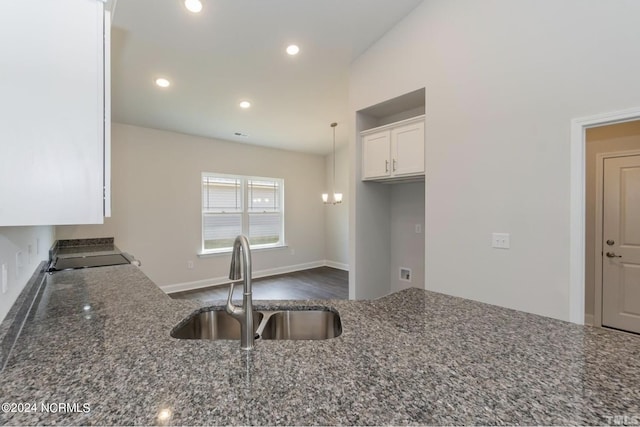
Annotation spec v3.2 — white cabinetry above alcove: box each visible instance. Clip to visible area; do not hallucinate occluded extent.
[353,87,426,301]
[361,115,425,182]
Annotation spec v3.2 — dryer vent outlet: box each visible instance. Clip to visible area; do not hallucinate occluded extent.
[400,267,412,282]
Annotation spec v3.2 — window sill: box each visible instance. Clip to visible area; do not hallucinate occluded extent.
[197,244,288,258]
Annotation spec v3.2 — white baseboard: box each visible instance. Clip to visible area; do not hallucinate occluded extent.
[161,276,230,294]
[325,260,349,271]
[162,260,334,294]
[253,261,325,280]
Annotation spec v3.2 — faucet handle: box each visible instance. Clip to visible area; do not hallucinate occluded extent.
[226,282,242,318]
[226,281,235,306]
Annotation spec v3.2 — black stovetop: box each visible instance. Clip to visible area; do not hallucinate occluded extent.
[46,238,133,272]
[48,253,131,272]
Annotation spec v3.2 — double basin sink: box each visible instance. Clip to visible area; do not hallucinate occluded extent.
[171,307,342,341]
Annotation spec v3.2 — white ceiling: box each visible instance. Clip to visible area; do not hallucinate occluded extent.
[111,0,423,155]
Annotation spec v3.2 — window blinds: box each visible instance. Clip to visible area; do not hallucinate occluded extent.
[202,174,283,251]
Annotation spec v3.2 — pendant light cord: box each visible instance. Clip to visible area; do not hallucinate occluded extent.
[331,122,337,194]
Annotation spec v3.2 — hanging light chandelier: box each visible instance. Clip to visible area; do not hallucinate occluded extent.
[322,122,343,205]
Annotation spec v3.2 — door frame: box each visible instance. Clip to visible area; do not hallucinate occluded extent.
[594,150,640,327]
[570,107,640,324]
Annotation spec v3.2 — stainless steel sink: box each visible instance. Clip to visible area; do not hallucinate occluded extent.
[171,310,263,340]
[259,310,342,340]
[171,307,341,341]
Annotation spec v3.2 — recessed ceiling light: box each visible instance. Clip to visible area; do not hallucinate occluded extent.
[184,0,203,13]
[239,101,251,109]
[155,78,170,88]
[286,44,300,56]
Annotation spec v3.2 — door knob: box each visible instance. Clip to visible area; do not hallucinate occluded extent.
[606,239,615,246]
[606,252,622,258]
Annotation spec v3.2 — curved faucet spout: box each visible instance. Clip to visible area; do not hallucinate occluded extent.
[225,235,254,350]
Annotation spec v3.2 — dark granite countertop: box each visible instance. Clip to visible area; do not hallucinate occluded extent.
[1,265,639,426]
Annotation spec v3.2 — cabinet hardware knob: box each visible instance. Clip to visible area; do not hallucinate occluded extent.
[385,160,389,172]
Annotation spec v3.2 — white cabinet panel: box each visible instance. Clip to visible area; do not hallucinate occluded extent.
[392,121,425,177]
[0,0,108,226]
[362,131,391,179]
[361,116,425,182]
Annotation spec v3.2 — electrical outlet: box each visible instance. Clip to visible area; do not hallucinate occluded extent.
[290,248,295,255]
[415,224,422,234]
[491,233,510,249]
[187,260,194,269]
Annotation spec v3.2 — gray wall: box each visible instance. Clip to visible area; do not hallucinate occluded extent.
[56,123,328,292]
[349,0,640,321]
[0,226,54,322]
[324,143,349,269]
[390,182,425,293]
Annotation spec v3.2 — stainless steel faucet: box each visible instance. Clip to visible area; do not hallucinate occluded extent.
[225,235,254,350]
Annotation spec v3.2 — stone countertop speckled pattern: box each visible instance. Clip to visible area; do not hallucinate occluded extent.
[1,266,640,426]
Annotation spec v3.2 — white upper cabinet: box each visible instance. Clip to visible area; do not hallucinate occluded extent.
[361,116,425,182]
[362,131,392,179]
[0,0,110,226]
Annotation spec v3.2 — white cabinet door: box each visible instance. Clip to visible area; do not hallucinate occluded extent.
[362,131,391,180]
[361,116,425,182]
[0,0,106,226]
[392,121,424,177]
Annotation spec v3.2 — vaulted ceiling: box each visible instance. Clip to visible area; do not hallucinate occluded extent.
[111,0,423,154]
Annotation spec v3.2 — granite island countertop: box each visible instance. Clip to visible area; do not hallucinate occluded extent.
[1,265,639,426]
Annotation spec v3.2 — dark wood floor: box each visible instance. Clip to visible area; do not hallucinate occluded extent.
[169,267,348,302]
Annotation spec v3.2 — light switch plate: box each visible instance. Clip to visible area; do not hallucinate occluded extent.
[492,233,510,249]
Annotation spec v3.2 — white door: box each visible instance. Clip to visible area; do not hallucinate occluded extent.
[392,121,424,177]
[602,155,640,334]
[362,131,391,179]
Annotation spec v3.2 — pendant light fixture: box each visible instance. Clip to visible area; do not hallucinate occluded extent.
[322,122,343,205]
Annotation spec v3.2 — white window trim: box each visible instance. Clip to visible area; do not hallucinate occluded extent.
[197,244,289,258]
[201,172,285,254]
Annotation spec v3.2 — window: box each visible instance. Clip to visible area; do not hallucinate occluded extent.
[202,173,284,253]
